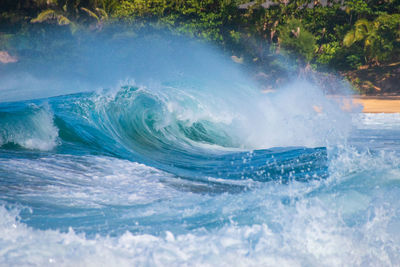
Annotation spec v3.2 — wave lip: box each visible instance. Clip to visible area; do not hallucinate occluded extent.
[46,87,330,183]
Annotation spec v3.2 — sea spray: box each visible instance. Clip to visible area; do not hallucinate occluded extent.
[0,103,58,150]
[1,31,399,266]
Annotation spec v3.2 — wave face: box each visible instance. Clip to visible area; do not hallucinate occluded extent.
[0,103,58,150]
[41,84,334,183]
[1,35,399,266]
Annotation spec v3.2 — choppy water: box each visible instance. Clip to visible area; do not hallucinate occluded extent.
[1,35,400,266]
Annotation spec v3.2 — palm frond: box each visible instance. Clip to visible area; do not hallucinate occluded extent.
[31,9,57,23]
[81,7,100,22]
[95,8,109,21]
[57,15,71,25]
[355,19,372,33]
[343,29,355,47]
[354,25,367,42]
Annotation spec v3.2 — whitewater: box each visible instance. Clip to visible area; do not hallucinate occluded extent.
[0,33,399,266]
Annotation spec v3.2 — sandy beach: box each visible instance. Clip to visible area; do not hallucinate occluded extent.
[354,96,400,113]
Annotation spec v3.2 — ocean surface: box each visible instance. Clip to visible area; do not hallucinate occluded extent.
[0,36,399,266]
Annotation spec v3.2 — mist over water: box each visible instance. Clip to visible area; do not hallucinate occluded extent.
[0,30,352,148]
[1,30,252,102]
[1,30,399,266]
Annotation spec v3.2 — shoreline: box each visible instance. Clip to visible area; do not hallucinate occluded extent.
[327,95,400,113]
[353,96,400,113]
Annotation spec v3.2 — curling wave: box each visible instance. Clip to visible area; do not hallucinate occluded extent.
[0,33,399,266]
[0,80,346,184]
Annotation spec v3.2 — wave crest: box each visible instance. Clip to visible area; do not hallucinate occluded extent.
[0,103,58,150]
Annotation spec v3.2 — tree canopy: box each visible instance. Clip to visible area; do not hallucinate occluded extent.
[1,0,399,93]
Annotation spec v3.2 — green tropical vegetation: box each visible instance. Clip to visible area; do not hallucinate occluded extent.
[1,0,399,94]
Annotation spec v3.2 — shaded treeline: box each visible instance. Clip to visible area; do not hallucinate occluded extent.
[0,0,399,92]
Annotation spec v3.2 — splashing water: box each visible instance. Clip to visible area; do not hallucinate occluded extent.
[0,34,399,266]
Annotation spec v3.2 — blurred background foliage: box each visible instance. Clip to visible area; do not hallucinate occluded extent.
[0,0,399,93]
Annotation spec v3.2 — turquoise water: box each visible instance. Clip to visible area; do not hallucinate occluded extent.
[0,36,400,266]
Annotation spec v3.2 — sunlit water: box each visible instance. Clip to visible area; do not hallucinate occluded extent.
[0,35,399,266]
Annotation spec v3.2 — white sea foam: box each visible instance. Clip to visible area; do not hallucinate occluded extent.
[0,155,178,207]
[240,81,352,149]
[0,105,58,150]
[353,113,400,129]
[1,140,400,266]
[0,190,399,267]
